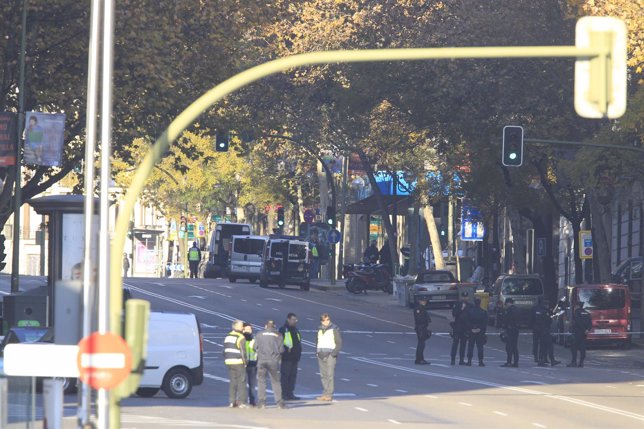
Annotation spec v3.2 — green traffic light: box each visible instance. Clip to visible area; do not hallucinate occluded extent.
[509,153,517,160]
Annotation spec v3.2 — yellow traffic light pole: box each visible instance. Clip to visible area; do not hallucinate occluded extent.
[108,20,623,427]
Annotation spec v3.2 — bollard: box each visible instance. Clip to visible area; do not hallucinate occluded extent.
[42,378,64,429]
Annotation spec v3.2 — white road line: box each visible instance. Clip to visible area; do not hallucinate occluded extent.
[606,386,617,389]
[203,339,223,347]
[408,347,416,350]
[494,411,508,417]
[520,380,548,385]
[341,378,351,382]
[367,383,379,387]
[387,419,402,425]
[387,340,396,344]
[242,299,247,302]
[458,402,472,407]
[532,423,547,428]
[351,357,644,423]
[272,308,279,311]
[256,303,263,306]
[395,389,407,393]
[355,407,368,412]
[366,334,373,338]
[425,395,438,399]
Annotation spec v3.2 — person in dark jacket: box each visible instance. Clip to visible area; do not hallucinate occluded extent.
[253,320,286,409]
[539,302,561,367]
[466,298,488,366]
[279,313,302,400]
[316,313,342,401]
[501,298,520,367]
[379,240,393,271]
[242,323,258,406]
[530,297,549,364]
[568,301,592,368]
[450,293,471,365]
[413,297,431,365]
[364,240,380,264]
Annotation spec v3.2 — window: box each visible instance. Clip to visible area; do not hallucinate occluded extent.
[502,278,543,295]
[418,272,455,283]
[577,288,625,310]
[233,239,265,255]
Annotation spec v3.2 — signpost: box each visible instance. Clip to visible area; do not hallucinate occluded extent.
[461,206,485,242]
[303,209,315,224]
[579,230,593,260]
[327,229,342,245]
[536,237,547,257]
[77,332,132,390]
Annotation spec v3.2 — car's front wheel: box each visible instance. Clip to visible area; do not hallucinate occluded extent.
[162,367,193,399]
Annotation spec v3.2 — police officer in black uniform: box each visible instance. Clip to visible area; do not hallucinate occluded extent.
[451,293,470,366]
[539,301,561,367]
[530,297,549,365]
[413,297,431,365]
[568,301,592,368]
[501,298,519,367]
[466,298,488,367]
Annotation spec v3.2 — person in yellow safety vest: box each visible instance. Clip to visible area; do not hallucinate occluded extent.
[188,241,202,279]
[309,232,320,279]
[242,323,258,406]
[223,320,248,408]
[279,313,302,400]
[316,313,342,402]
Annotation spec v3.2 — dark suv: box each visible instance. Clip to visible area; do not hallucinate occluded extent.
[488,274,545,327]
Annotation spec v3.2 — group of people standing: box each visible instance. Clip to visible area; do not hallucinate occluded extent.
[223,313,342,409]
[414,293,594,369]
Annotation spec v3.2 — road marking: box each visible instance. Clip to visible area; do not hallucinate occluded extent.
[458,402,472,407]
[265,298,282,302]
[188,295,206,299]
[520,380,548,385]
[387,340,396,344]
[241,299,247,302]
[351,357,644,423]
[265,289,413,329]
[532,424,547,428]
[256,303,263,306]
[121,413,267,429]
[366,334,373,338]
[387,419,402,425]
[307,317,314,321]
[203,339,223,347]
[272,308,279,311]
[355,407,368,412]
[200,323,218,329]
[0,291,9,295]
[341,378,351,382]
[367,383,379,387]
[606,385,617,389]
[424,395,438,399]
[494,411,508,417]
[204,373,229,383]
[395,389,407,393]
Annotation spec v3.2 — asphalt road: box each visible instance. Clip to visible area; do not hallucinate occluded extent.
[2,275,644,428]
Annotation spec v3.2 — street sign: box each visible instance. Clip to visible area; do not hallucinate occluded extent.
[3,344,80,377]
[211,214,221,222]
[327,229,342,244]
[303,209,315,224]
[579,230,593,260]
[198,223,206,237]
[536,237,547,257]
[77,332,132,390]
[461,205,484,241]
[574,17,627,119]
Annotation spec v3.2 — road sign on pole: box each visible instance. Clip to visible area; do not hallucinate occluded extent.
[579,230,593,260]
[327,229,342,244]
[304,209,315,224]
[77,332,132,390]
[536,237,547,257]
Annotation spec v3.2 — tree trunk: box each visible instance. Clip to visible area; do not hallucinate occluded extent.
[507,207,527,274]
[408,202,420,276]
[571,221,584,284]
[587,190,612,283]
[422,204,445,270]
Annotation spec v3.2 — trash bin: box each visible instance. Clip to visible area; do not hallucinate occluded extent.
[475,292,489,311]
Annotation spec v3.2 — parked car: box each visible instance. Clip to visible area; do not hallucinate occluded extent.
[136,311,204,399]
[488,274,545,327]
[228,235,268,283]
[259,237,310,291]
[409,270,460,308]
[552,284,631,348]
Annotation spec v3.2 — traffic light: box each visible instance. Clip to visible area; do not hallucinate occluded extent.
[0,234,6,271]
[502,125,524,167]
[276,206,285,227]
[215,131,229,152]
[326,206,335,226]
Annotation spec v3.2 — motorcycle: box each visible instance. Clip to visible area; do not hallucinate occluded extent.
[343,262,393,294]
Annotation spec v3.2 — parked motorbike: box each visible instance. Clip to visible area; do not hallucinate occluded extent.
[343,262,393,294]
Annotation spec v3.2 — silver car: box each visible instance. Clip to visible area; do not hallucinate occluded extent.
[411,270,460,308]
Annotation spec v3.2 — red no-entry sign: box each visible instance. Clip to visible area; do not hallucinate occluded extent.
[77,332,132,390]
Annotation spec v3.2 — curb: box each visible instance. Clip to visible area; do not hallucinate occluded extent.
[310,282,345,292]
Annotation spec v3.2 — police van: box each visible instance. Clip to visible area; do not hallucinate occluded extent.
[228,235,268,283]
[260,237,310,291]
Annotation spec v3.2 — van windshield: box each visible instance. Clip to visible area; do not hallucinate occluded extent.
[233,239,264,255]
[578,288,625,310]
[502,278,543,295]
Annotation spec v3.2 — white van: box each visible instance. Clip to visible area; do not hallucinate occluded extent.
[229,235,268,283]
[136,311,204,399]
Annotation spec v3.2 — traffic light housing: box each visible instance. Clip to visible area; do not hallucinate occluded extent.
[276,206,285,227]
[215,131,229,152]
[326,206,335,226]
[502,125,524,167]
[0,234,6,271]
